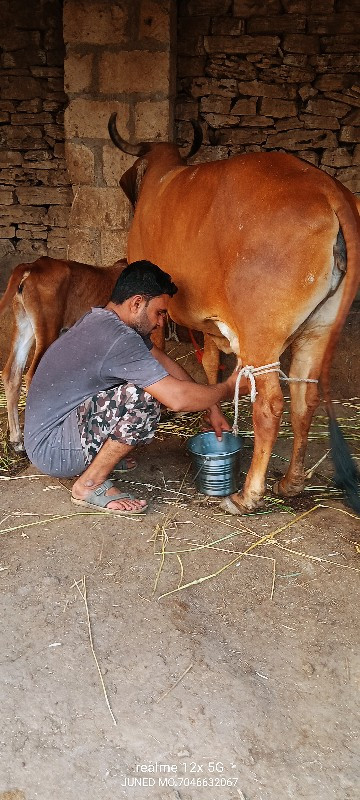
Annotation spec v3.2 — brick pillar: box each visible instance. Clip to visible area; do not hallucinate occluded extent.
[63,0,176,266]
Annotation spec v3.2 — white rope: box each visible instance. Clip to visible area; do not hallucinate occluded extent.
[165,317,179,342]
[232,361,318,435]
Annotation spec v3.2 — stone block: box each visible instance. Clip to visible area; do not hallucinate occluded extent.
[325,91,360,109]
[218,128,267,145]
[64,100,129,140]
[46,207,71,228]
[70,187,132,230]
[1,206,47,225]
[64,53,94,94]
[304,98,351,117]
[200,96,232,114]
[344,109,360,125]
[0,189,14,204]
[336,168,360,192]
[308,13,360,34]
[296,150,319,165]
[66,228,100,265]
[16,187,73,206]
[240,115,272,127]
[310,0,335,10]
[16,240,47,256]
[310,54,360,72]
[204,35,280,54]
[265,129,337,149]
[211,17,245,35]
[231,98,257,115]
[339,126,360,142]
[321,36,360,53]
[0,167,22,183]
[101,230,129,265]
[205,55,256,81]
[299,114,340,129]
[352,144,360,164]
[233,0,281,15]
[298,85,318,101]
[134,100,170,140]
[0,226,15,238]
[237,80,297,99]
[11,113,53,126]
[258,65,316,83]
[260,98,298,117]
[202,113,239,128]
[0,151,22,167]
[16,227,47,240]
[190,77,237,97]
[0,112,10,123]
[1,76,46,100]
[100,51,171,94]
[65,142,95,185]
[64,0,128,45]
[247,15,306,33]
[283,34,320,53]
[0,239,15,259]
[102,145,135,188]
[321,148,352,167]
[17,99,43,112]
[139,0,171,43]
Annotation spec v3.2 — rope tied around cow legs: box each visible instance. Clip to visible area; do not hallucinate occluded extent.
[232,361,318,435]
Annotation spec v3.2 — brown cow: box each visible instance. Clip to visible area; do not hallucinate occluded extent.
[0,256,127,450]
[108,112,360,515]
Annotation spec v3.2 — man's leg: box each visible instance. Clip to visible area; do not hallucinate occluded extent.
[72,384,160,512]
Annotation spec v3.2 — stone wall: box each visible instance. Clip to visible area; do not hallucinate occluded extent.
[176,0,360,193]
[63,0,176,266]
[0,0,72,282]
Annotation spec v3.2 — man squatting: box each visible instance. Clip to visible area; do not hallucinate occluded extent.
[24,261,242,515]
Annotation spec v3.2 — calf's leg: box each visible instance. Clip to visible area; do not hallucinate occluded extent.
[2,306,34,450]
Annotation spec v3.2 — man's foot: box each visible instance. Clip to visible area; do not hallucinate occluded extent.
[71,479,147,515]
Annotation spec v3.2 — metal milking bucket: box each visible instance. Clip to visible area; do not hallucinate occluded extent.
[187,431,242,496]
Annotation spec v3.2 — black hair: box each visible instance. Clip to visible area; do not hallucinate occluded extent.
[110,260,178,304]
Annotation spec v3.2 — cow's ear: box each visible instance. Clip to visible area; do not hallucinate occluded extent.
[120,159,148,207]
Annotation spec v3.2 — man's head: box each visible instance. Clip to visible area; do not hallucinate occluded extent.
[109,260,178,336]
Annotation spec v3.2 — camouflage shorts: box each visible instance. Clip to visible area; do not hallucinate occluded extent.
[76,384,161,466]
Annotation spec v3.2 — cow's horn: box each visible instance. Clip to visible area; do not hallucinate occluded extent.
[187,119,203,159]
[108,112,148,157]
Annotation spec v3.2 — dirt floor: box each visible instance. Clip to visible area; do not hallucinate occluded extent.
[0,322,360,800]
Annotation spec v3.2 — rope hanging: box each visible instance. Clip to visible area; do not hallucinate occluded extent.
[232,361,318,435]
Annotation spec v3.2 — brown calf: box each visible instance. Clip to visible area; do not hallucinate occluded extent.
[0,256,127,450]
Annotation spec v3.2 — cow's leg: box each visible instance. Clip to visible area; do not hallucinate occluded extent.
[221,372,283,513]
[202,334,221,384]
[2,305,35,450]
[24,314,63,389]
[274,287,345,497]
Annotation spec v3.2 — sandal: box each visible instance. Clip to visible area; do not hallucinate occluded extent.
[71,479,147,515]
[112,457,137,473]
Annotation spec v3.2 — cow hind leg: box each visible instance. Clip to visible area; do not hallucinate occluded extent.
[273,344,320,498]
[273,287,345,499]
[2,307,35,450]
[221,372,284,513]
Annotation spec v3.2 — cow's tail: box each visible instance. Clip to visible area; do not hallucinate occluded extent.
[321,185,360,513]
[0,262,32,316]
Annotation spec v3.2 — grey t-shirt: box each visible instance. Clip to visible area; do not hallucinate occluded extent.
[24,308,168,477]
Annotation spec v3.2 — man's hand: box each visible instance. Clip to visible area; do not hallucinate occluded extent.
[202,404,232,441]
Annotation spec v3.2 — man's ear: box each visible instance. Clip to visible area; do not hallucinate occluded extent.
[128,294,145,313]
[120,159,148,207]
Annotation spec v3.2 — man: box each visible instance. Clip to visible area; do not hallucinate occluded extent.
[24,261,239,515]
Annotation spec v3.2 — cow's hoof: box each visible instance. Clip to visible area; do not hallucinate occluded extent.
[273,478,304,497]
[220,495,257,515]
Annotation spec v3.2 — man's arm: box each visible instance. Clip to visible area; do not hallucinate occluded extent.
[146,371,238,413]
[150,344,194,382]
